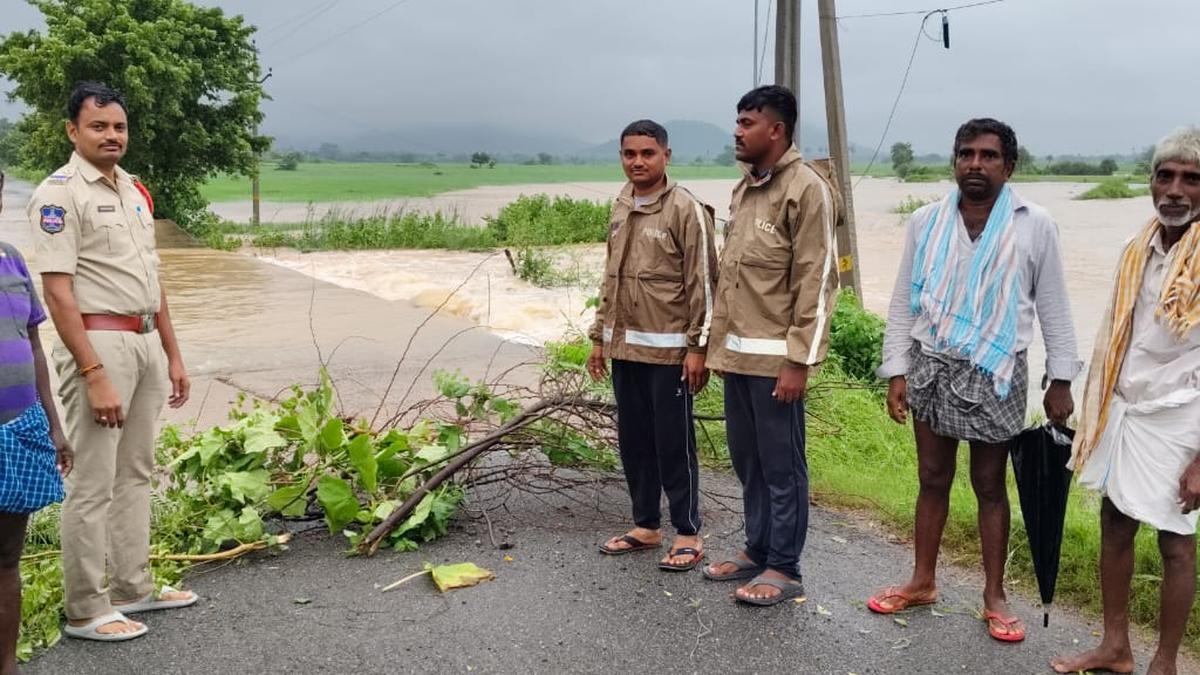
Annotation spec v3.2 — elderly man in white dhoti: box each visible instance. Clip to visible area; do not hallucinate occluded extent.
[1052,127,1200,675]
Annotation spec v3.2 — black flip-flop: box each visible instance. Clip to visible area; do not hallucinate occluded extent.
[599,534,660,555]
[702,556,764,581]
[735,574,806,607]
[658,547,704,572]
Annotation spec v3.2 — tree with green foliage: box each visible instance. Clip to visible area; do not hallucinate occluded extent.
[715,144,736,167]
[0,0,269,229]
[890,141,914,179]
[316,143,340,161]
[1099,157,1118,176]
[0,118,26,168]
[470,151,495,168]
[1134,145,1155,176]
[1016,145,1037,174]
[277,151,303,171]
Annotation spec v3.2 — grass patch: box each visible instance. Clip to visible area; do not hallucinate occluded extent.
[1078,177,1151,200]
[247,196,611,267]
[251,209,500,251]
[892,195,935,215]
[200,162,741,203]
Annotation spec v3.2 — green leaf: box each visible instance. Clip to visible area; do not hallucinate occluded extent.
[202,508,239,546]
[266,484,308,517]
[415,444,450,465]
[377,457,409,479]
[243,423,287,456]
[319,418,346,452]
[218,469,270,504]
[316,475,359,533]
[236,506,265,541]
[195,433,227,467]
[394,492,436,537]
[346,434,377,492]
[373,500,400,521]
[391,537,418,552]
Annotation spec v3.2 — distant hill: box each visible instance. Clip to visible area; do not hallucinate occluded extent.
[274,125,592,158]
[269,118,874,162]
[575,119,732,162]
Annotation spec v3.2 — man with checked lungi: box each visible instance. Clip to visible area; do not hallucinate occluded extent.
[868,119,1081,644]
[0,166,73,675]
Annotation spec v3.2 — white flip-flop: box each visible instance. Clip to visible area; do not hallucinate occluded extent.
[63,611,148,642]
[116,585,199,614]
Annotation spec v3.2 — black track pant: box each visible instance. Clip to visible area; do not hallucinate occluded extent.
[724,373,809,579]
[611,359,702,535]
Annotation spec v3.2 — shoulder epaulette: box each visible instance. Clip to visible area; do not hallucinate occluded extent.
[46,164,76,185]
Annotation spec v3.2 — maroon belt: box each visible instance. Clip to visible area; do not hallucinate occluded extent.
[81,313,158,334]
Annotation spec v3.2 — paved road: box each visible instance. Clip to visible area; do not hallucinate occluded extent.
[25,471,1171,675]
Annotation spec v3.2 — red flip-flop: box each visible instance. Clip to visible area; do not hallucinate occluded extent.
[983,610,1026,643]
[866,586,938,614]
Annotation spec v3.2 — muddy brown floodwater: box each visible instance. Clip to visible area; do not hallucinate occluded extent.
[3,175,1153,419]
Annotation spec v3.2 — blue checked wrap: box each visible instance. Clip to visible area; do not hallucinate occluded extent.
[0,403,64,514]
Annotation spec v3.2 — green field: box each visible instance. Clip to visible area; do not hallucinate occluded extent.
[199,161,1148,204]
[200,162,743,203]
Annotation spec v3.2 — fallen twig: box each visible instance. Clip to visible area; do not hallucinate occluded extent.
[361,396,605,555]
[20,533,291,565]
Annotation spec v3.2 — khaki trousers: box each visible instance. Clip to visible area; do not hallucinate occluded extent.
[54,329,168,620]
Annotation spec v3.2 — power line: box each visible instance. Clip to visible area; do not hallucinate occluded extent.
[852,13,929,187]
[850,0,1005,184]
[257,0,333,37]
[756,0,774,86]
[279,0,415,63]
[263,0,346,49]
[837,0,1005,20]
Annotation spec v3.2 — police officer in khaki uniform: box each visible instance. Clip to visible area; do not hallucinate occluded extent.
[701,86,841,606]
[27,82,195,642]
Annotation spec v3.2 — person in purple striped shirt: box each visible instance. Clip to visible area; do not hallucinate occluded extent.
[0,168,73,675]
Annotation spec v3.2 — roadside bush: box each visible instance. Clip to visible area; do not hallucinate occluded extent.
[1078,178,1149,201]
[892,195,934,215]
[486,194,610,246]
[827,292,886,382]
[901,165,951,183]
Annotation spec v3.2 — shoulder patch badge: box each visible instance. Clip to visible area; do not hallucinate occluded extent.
[39,205,66,234]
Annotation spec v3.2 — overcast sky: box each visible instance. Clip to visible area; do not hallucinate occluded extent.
[2,0,1196,155]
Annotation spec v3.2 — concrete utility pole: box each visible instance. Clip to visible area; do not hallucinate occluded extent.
[252,67,273,228]
[817,0,861,293]
[774,0,800,95]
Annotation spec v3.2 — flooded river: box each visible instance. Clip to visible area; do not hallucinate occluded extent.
[2,174,1154,418]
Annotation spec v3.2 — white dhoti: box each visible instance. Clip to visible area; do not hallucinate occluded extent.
[1073,388,1200,535]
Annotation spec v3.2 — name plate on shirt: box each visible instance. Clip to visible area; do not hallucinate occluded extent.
[98,205,116,213]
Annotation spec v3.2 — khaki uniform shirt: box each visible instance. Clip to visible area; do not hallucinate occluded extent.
[705,146,842,378]
[27,152,160,315]
[587,179,719,365]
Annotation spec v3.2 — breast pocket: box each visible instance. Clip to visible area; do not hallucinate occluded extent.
[88,208,136,256]
[133,205,157,251]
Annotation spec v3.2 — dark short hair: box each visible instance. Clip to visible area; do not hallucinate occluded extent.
[953,118,1018,166]
[68,82,127,123]
[737,85,798,142]
[620,119,668,148]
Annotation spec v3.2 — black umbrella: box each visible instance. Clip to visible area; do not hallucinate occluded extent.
[1010,424,1075,627]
